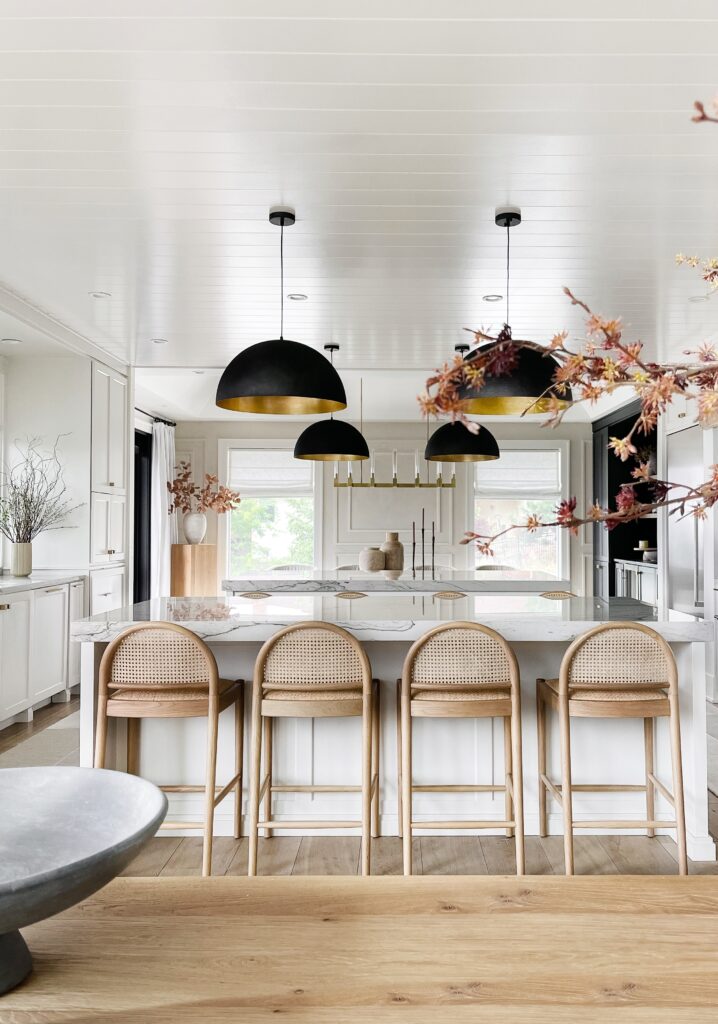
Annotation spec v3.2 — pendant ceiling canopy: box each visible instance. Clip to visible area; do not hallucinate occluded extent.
[216,208,347,415]
[458,207,571,416]
[424,420,500,463]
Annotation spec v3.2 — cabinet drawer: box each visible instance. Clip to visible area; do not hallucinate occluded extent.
[90,567,126,615]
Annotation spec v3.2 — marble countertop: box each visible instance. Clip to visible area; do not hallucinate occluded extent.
[0,570,86,595]
[71,594,713,645]
[222,568,567,595]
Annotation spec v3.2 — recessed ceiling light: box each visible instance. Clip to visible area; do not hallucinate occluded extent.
[688,294,709,303]
[287,293,308,301]
[88,290,111,299]
[151,337,169,345]
[482,294,503,302]
[1,337,22,345]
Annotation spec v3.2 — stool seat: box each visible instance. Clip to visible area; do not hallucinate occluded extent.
[414,688,508,702]
[264,687,360,701]
[540,678,667,702]
[110,678,237,702]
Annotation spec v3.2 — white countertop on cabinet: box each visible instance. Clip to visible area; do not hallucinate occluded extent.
[0,570,86,595]
[72,594,712,645]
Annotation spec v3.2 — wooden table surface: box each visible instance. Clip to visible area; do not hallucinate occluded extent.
[6,876,718,1022]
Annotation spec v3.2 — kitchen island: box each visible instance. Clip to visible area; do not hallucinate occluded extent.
[73,593,715,861]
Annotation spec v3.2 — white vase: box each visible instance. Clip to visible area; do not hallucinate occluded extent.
[11,543,32,577]
[359,546,385,572]
[183,512,207,545]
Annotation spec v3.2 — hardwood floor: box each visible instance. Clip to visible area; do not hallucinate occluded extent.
[9,875,718,1020]
[122,824,718,877]
[0,694,78,756]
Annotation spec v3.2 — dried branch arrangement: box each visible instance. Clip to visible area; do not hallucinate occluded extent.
[420,97,718,556]
[0,437,82,544]
[167,462,241,515]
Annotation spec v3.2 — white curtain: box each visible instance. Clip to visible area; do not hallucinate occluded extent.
[150,421,178,597]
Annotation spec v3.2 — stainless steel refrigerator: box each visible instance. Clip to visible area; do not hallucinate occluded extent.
[666,424,704,617]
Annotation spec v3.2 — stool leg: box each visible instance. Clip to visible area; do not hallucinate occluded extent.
[559,698,574,876]
[511,687,525,877]
[644,717,655,839]
[371,681,380,838]
[94,693,109,769]
[361,690,372,876]
[247,685,263,876]
[263,715,273,838]
[234,684,244,840]
[396,680,403,839]
[127,718,140,776]
[668,692,688,875]
[503,714,514,839]
[401,687,413,875]
[536,683,548,838]
[202,700,220,877]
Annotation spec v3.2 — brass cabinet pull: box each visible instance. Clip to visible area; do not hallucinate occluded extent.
[108,481,115,486]
[107,549,116,555]
[44,587,64,594]
[0,603,9,611]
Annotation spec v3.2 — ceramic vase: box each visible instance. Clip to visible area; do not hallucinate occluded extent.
[380,531,404,571]
[11,543,32,577]
[359,546,385,572]
[183,512,207,545]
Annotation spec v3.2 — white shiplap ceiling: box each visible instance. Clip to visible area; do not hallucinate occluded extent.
[0,1,716,385]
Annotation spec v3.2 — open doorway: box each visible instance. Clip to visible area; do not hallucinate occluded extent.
[133,429,153,603]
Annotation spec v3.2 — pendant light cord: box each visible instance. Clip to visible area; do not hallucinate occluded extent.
[280,219,285,340]
[505,224,510,328]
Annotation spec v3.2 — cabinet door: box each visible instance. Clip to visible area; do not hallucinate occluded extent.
[593,558,609,601]
[637,566,658,607]
[0,592,32,721]
[68,580,86,688]
[30,585,68,703]
[108,495,126,562]
[91,492,111,564]
[108,373,127,493]
[90,567,126,614]
[92,363,127,494]
[91,363,111,492]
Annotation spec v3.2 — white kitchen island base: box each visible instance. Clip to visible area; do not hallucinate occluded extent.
[75,596,716,863]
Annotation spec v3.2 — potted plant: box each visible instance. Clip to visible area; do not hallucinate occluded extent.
[168,462,241,544]
[0,437,82,577]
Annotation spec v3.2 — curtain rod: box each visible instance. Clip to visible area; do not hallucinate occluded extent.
[135,406,176,428]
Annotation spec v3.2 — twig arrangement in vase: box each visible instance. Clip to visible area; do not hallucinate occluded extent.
[168,462,241,545]
[0,437,82,577]
[419,96,718,557]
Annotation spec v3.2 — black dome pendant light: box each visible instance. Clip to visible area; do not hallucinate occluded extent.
[216,207,347,414]
[458,207,572,415]
[294,344,369,461]
[425,344,500,462]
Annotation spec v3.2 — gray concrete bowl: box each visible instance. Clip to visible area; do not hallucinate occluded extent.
[0,766,167,994]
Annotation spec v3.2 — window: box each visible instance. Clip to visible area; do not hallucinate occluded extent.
[225,448,315,573]
[473,444,567,578]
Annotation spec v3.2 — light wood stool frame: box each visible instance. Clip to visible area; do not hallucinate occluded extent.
[537,621,687,875]
[247,622,379,876]
[398,621,525,875]
[94,622,244,877]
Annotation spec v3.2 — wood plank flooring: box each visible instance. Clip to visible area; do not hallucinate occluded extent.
[122,828,718,877]
[8,875,718,1021]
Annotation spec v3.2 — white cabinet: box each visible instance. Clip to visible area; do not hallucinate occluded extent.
[30,585,69,703]
[90,566,126,615]
[615,560,658,608]
[0,592,32,721]
[68,579,86,688]
[664,393,695,435]
[91,363,127,494]
[91,492,126,565]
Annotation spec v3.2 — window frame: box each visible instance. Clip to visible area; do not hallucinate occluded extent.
[218,438,323,577]
[469,438,571,581]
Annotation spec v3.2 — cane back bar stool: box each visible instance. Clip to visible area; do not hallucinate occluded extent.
[537,621,687,874]
[248,622,379,876]
[398,622,524,875]
[94,622,244,877]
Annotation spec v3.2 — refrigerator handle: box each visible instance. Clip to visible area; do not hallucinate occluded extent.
[693,516,704,609]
